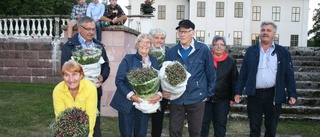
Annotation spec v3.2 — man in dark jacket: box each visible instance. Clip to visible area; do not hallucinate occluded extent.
[61,16,110,137]
[234,21,298,137]
[163,19,216,137]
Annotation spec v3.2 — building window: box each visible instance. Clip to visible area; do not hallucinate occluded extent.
[196,30,205,42]
[272,6,281,22]
[233,31,242,45]
[290,35,298,46]
[292,7,300,22]
[252,6,261,21]
[251,34,259,45]
[215,31,224,36]
[274,34,279,44]
[216,2,224,17]
[158,5,166,20]
[197,2,205,17]
[176,32,180,44]
[177,5,185,20]
[234,2,243,18]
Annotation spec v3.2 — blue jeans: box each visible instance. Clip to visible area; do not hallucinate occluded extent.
[247,88,282,137]
[201,100,230,137]
[95,21,102,41]
[118,106,149,137]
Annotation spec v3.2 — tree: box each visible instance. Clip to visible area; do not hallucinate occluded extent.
[0,0,76,16]
[308,3,320,47]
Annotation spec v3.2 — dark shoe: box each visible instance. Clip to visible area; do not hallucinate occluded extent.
[117,20,123,25]
[102,21,110,27]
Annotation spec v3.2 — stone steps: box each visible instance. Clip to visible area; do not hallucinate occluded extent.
[295,72,320,81]
[231,104,320,115]
[226,46,320,121]
[229,113,320,121]
[296,81,320,89]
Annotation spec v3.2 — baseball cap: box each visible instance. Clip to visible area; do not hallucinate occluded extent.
[175,19,195,30]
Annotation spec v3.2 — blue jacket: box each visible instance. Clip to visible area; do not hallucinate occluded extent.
[164,39,216,105]
[61,33,110,97]
[234,44,298,104]
[110,52,159,114]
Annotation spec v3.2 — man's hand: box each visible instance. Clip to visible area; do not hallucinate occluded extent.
[234,95,241,103]
[76,15,81,20]
[288,97,296,105]
[230,101,236,106]
[95,75,103,88]
[162,91,171,99]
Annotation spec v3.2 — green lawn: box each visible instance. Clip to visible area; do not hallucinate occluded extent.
[0,82,319,137]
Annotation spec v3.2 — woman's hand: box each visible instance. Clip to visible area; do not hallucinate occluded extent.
[149,94,161,104]
[130,95,142,104]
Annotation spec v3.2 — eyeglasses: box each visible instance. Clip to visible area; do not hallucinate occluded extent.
[80,25,95,31]
[213,43,226,47]
[139,41,151,45]
[177,30,193,35]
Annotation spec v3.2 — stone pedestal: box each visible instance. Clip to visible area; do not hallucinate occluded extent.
[62,25,140,117]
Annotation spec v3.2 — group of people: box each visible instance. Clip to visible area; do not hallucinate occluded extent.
[67,0,127,41]
[53,2,298,136]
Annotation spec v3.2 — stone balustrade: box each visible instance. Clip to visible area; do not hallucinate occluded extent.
[0,15,70,39]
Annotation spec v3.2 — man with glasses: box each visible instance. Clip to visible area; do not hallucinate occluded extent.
[234,21,298,137]
[61,16,110,137]
[67,0,87,41]
[86,0,105,41]
[163,19,216,137]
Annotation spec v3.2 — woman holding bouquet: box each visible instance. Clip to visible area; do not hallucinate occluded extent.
[53,60,98,137]
[110,33,161,137]
[201,35,239,137]
[149,28,169,137]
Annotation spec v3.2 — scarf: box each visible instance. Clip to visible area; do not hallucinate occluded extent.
[212,51,228,68]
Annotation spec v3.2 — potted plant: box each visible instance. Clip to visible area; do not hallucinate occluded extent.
[140,0,155,15]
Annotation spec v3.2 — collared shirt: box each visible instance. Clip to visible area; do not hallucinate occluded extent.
[70,3,88,20]
[178,39,195,55]
[86,2,105,20]
[256,42,278,89]
[78,34,95,49]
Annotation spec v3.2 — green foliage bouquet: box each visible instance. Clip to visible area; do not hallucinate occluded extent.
[159,61,191,100]
[127,67,160,100]
[51,107,89,137]
[149,50,164,67]
[72,44,105,87]
[72,45,102,65]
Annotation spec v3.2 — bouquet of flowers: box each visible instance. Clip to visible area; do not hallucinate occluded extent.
[127,67,159,100]
[72,44,105,87]
[127,67,160,113]
[51,107,89,137]
[149,50,164,67]
[159,61,191,100]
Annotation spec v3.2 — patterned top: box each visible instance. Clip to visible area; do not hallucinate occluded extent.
[103,4,126,19]
[70,3,88,20]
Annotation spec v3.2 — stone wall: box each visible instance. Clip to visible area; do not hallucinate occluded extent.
[0,26,140,117]
[0,38,62,83]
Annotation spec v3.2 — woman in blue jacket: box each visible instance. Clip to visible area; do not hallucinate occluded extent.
[110,33,161,137]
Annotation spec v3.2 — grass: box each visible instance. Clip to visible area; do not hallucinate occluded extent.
[0,82,320,137]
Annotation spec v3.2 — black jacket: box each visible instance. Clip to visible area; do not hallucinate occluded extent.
[61,33,110,98]
[210,56,238,102]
